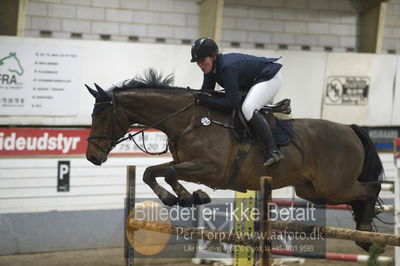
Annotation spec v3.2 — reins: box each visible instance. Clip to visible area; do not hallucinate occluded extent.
[87,91,195,155]
[114,101,195,155]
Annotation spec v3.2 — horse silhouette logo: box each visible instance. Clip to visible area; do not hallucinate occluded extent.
[0,52,24,76]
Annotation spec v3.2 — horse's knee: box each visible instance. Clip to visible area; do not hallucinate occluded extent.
[143,167,155,184]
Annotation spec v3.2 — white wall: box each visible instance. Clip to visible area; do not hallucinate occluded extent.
[0,35,399,126]
[0,155,237,214]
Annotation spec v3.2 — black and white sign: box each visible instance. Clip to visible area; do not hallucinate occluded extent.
[57,161,70,192]
[325,76,370,105]
[0,43,81,116]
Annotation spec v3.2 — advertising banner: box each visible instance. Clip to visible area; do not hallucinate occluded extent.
[0,43,81,116]
[0,128,168,156]
[322,53,396,125]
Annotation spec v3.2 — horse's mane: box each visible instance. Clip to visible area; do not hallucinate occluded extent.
[111,68,188,92]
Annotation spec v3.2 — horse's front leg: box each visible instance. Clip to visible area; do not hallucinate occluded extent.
[143,161,179,206]
[164,160,215,206]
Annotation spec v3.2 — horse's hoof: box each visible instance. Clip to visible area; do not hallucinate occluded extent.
[193,190,211,205]
[162,197,178,207]
[160,192,179,206]
[356,241,372,252]
[356,223,373,252]
[178,196,194,207]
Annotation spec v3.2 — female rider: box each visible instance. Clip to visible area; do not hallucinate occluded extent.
[191,37,283,167]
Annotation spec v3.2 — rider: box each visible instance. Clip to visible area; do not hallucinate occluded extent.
[191,37,283,167]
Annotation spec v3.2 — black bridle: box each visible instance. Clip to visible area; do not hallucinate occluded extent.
[87,92,195,155]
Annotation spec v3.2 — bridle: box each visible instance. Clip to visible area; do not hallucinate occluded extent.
[87,92,195,155]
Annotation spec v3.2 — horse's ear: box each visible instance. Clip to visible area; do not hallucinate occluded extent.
[85,84,98,98]
[94,83,107,97]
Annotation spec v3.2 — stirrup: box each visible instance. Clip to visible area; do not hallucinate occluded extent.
[263,152,280,167]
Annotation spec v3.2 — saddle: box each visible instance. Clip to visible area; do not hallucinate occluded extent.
[230,98,294,146]
[216,98,294,192]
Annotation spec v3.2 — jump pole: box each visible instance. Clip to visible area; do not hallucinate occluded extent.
[127,219,257,246]
[125,166,400,265]
[126,219,396,262]
[271,218,400,246]
[271,199,394,213]
[272,248,393,263]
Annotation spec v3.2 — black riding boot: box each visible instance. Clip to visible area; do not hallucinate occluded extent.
[248,110,280,167]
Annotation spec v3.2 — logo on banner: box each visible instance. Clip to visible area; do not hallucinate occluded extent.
[0,52,24,84]
[325,76,370,105]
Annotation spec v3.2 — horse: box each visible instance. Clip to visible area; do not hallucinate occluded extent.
[0,52,24,76]
[85,69,383,252]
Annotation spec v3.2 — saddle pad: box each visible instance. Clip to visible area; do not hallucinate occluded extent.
[273,118,294,146]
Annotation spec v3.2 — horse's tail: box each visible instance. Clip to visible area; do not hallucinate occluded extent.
[350,124,384,182]
[349,125,384,251]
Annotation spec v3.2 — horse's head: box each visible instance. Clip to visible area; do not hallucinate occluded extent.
[85,83,130,165]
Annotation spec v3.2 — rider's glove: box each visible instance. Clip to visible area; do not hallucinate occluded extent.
[195,93,209,106]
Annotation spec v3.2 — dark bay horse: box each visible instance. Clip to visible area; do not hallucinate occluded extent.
[85,70,383,252]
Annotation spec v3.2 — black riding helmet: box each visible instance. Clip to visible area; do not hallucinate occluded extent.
[190,37,219,63]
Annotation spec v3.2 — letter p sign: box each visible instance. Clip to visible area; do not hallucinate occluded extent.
[58,161,70,192]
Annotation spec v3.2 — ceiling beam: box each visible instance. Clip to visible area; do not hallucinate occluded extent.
[361,0,390,13]
[198,0,224,43]
[0,0,27,36]
[359,0,387,53]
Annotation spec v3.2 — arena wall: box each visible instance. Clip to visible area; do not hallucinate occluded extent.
[23,0,400,53]
[0,36,399,126]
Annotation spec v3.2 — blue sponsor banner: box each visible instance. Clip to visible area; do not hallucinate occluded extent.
[363,127,400,152]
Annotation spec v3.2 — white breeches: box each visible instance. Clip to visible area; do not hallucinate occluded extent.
[241,71,282,121]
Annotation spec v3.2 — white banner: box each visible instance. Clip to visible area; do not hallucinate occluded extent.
[322,53,397,125]
[0,43,81,116]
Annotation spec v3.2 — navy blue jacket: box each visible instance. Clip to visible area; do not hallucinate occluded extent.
[200,53,282,110]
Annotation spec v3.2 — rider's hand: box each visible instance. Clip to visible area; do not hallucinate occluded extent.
[195,93,209,106]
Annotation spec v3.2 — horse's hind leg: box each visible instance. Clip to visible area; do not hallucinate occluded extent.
[316,179,381,252]
[349,181,381,252]
[294,182,330,205]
